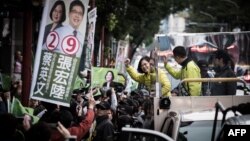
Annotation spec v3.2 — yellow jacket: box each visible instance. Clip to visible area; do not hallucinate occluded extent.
[126,65,171,97]
[164,60,201,96]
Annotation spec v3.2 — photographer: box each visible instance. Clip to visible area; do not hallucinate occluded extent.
[70,91,89,125]
[50,97,96,141]
[70,87,99,125]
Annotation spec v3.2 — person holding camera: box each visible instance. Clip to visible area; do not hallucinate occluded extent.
[50,97,96,141]
[70,87,98,125]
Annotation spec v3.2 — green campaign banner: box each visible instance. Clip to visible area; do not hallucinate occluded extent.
[32,51,80,106]
[91,67,119,89]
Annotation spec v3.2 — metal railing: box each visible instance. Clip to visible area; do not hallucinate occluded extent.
[179,77,248,95]
[122,127,175,141]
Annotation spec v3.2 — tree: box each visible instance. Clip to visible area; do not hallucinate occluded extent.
[95,0,188,59]
[188,0,250,32]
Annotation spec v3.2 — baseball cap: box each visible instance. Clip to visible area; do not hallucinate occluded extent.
[140,89,150,96]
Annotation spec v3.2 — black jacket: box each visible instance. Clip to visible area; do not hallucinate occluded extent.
[211,66,237,95]
[92,116,114,141]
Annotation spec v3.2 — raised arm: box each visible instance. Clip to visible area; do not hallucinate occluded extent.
[125,58,144,83]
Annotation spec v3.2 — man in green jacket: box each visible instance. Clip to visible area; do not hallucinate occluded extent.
[163,46,201,96]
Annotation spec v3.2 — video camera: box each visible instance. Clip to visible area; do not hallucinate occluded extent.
[72,87,89,95]
[114,82,125,93]
[71,88,89,108]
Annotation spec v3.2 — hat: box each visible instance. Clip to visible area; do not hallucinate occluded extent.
[140,89,150,96]
[96,101,111,110]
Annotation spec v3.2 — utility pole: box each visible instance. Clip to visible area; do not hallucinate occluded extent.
[22,1,33,106]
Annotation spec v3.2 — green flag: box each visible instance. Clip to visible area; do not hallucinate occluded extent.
[73,75,86,90]
[10,97,39,124]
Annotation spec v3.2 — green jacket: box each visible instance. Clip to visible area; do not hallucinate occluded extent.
[165,60,201,96]
[126,65,171,97]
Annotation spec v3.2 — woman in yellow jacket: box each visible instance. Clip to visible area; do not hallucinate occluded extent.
[163,46,201,96]
[125,56,171,97]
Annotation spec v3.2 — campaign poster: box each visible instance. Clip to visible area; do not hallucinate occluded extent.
[30,0,89,107]
[91,67,119,89]
[115,40,129,73]
[85,7,97,69]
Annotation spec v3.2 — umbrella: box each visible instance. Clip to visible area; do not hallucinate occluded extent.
[189,40,218,53]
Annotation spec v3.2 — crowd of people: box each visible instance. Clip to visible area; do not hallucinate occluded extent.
[0,74,154,141]
[0,45,246,141]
